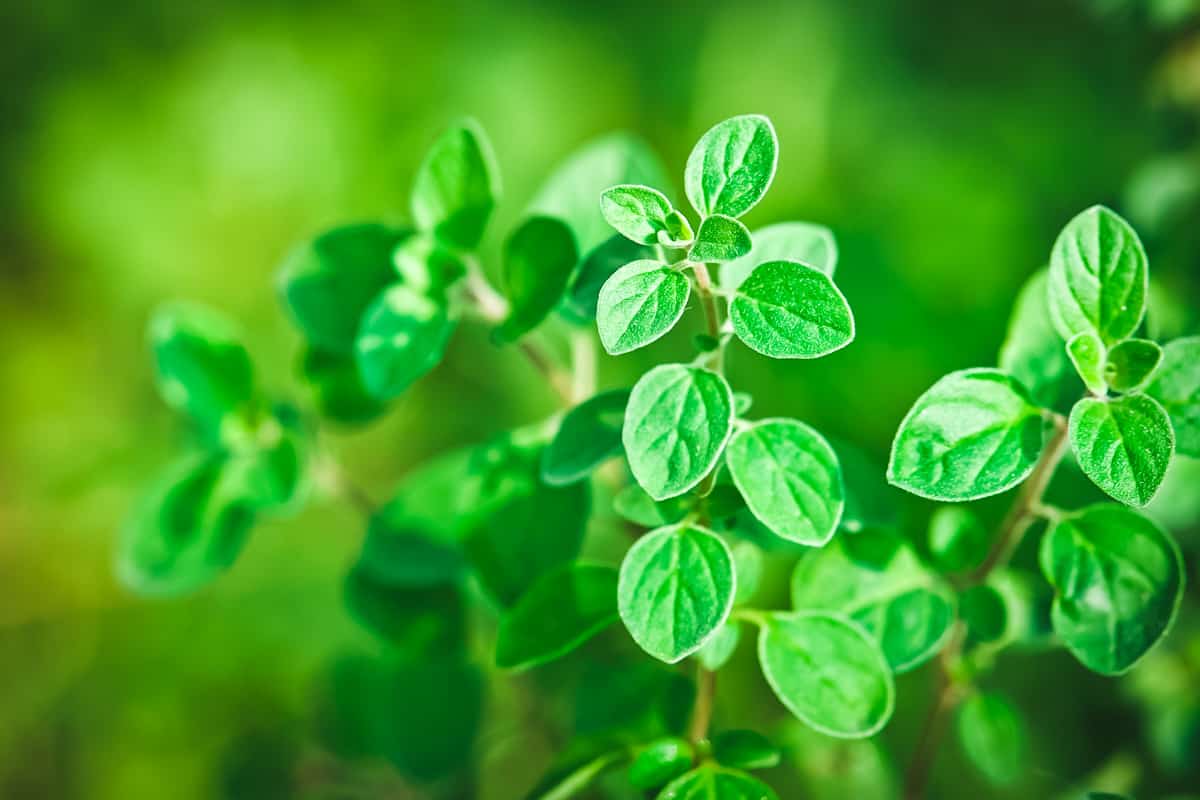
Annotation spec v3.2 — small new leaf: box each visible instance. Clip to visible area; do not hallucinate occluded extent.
[1069,393,1173,506]
[710,730,781,771]
[1047,205,1148,345]
[355,285,455,400]
[495,563,619,671]
[957,692,1028,786]
[725,419,844,546]
[411,120,499,251]
[685,115,779,219]
[721,221,837,291]
[623,364,734,500]
[1104,338,1162,393]
[690,215,753,262]
[1066,332,1107,395]
[729,260,854,359]
[1040,504,1184,674]
[600,184,678,245]
[758,611,895,738]
[888,369,1049,501]
[541,389,629,485]
[596,260,691,355]
[617,523,735,663]
[1146,336,1200,456]
[493,216,579,343]
[657,765,780,800]
[629,738,693,790]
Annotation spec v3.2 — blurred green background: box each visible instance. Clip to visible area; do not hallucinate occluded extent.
[2,0,1199,797]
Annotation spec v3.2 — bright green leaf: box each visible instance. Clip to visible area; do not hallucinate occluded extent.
[729,260,854,359]
[298,347,385,426]
[927,505,988,573]
[697,622,741,671]
[1067,332,1107,395]
[1105,338,1163,393]
[726,419,844,546]
[542,389,629,485]
[998,269,1079,412]
[1048,205,1148,345]
[411,120,499,251]
[956,692,1028,786]
[657,764,780,800]
[1147,336,1200,456]
[685,115,778,219]
[888,369,1049,502]
[710,729,781,771]
[623,364,734,500]
[1069,394,1174,506]
[1040,503,1184,674]
[618,523,735,663]
[495,563,619,671]
[600,184,678,245]
[613,484,689,528]
[392,233,466,295]
[222,404,310,512]
[596,260,691,355]
[355,285,455,399]
[629,738,693,790]
[690,214,752,262]
[494,216,579,343]
[732,540,763,603]
[758,611,895,738]
[721,221,837,292]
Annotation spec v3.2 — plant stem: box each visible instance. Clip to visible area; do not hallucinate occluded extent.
[687,666,717,745]
[691,262,725,373]
[902,414,1069,800]
[315,453,377,519]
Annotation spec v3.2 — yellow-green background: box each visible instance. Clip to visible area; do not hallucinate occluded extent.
[1,0,1198,797]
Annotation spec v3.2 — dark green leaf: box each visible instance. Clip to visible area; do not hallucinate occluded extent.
[624,364,734,500]
[1067,332,1107,395]
[1104,338,1162,392]
[1147,336,1200,456]
[1069,393,1174,506]
[730,260,854,359]
[494,216,579,343]
[410,120,499,250]
[959,584,1007,645]
[1040,503,1184,674]
[721,221,837,291]
[355,284,455,399]
[343,572,465,655]
[956,692,1028,786]
[596,260,691,355]
[629,738,693,789]
[559,234,653,325]
[998,269,1079,412]
[542,389,629,485]
[298,347,386,426]
[927,505,988,573]
[710,729,781,770]
[888,369,1049,501]
[618,523,735,663]
[600,184,679,245]
[685,115,778,219]
[690,214,752,262]
[383,657,483,781]
[828,437,899,533]
[657,764,780,800]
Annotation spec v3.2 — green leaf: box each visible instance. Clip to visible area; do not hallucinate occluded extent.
[530,133,669,261]
[758,611,895,738]
[732,540,763,603]
[623,364,734,500]
[222,404,310,512]
[888,369,1049,501]
[791,528,955,673]
[495,563,619,671]
[392,233,467,295]
[596,260,691,355]
[721,221,837,292]
[1048,205,1148,345]
[697,622,742,671]
[118,453,256,596]
[1067,332,1107,395]
[1105,338,1163,392]
[629,738,693,790]
[410,120,499,251]
[690,214,753,262]
[148,303,255,441]
[355,285,455,399]
[657,765,780,800]
[559,234,653,325]
[710,729,781,770]
[829,437,900,533]
[343,574,465,655]
[729,260,854,359]
[959,584,1007,645]
[277,223,406,353]
[542,389,629,485]
[998,269,1079,412]
[685,115,778,219]
[1040,503,1184,674]
[618,523,735,663]
[927,505,988,573]
[1069,393,1174,506]
[600,184,679,245]
[956,692,1028,786]
[726,419,844,546]
[1147,336,1200,456]
[493,216,579,343]
[613,484,689,528]
[298,347,386,426]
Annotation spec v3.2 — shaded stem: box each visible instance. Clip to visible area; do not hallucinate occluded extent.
[315,453,377,519]
[902,415,1070,800]
[687,666,717,746]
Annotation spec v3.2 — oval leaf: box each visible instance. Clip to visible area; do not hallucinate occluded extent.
[998,269,1079,413]
[597,261,691,355]
[685,115,778,219]
[495,563,619,671]
[1104,338,1162,392]
[411,120,499,251]
[600,184,677,245]
[494,216,579,343]
[690,214,753,262]
[721,221,837,291]
[1069,393,1173,506]
[1066,332,1107,395]
[729,260,854,359]
[888,368,1049,501]
[1146,336,1200,456]
[758,611,895,738]
[1048,205,1148,345]
[658,764,780,800]
[618,523,735,663]
[1039,503,1184,674]
[726,419,844,546]
[542,389,630,485]
[629,738,693,790]
[956,692,1028,786]
[927,506,988,573]
[355,285,455,399]
[710,729,781,770]
[624,364,734,500]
